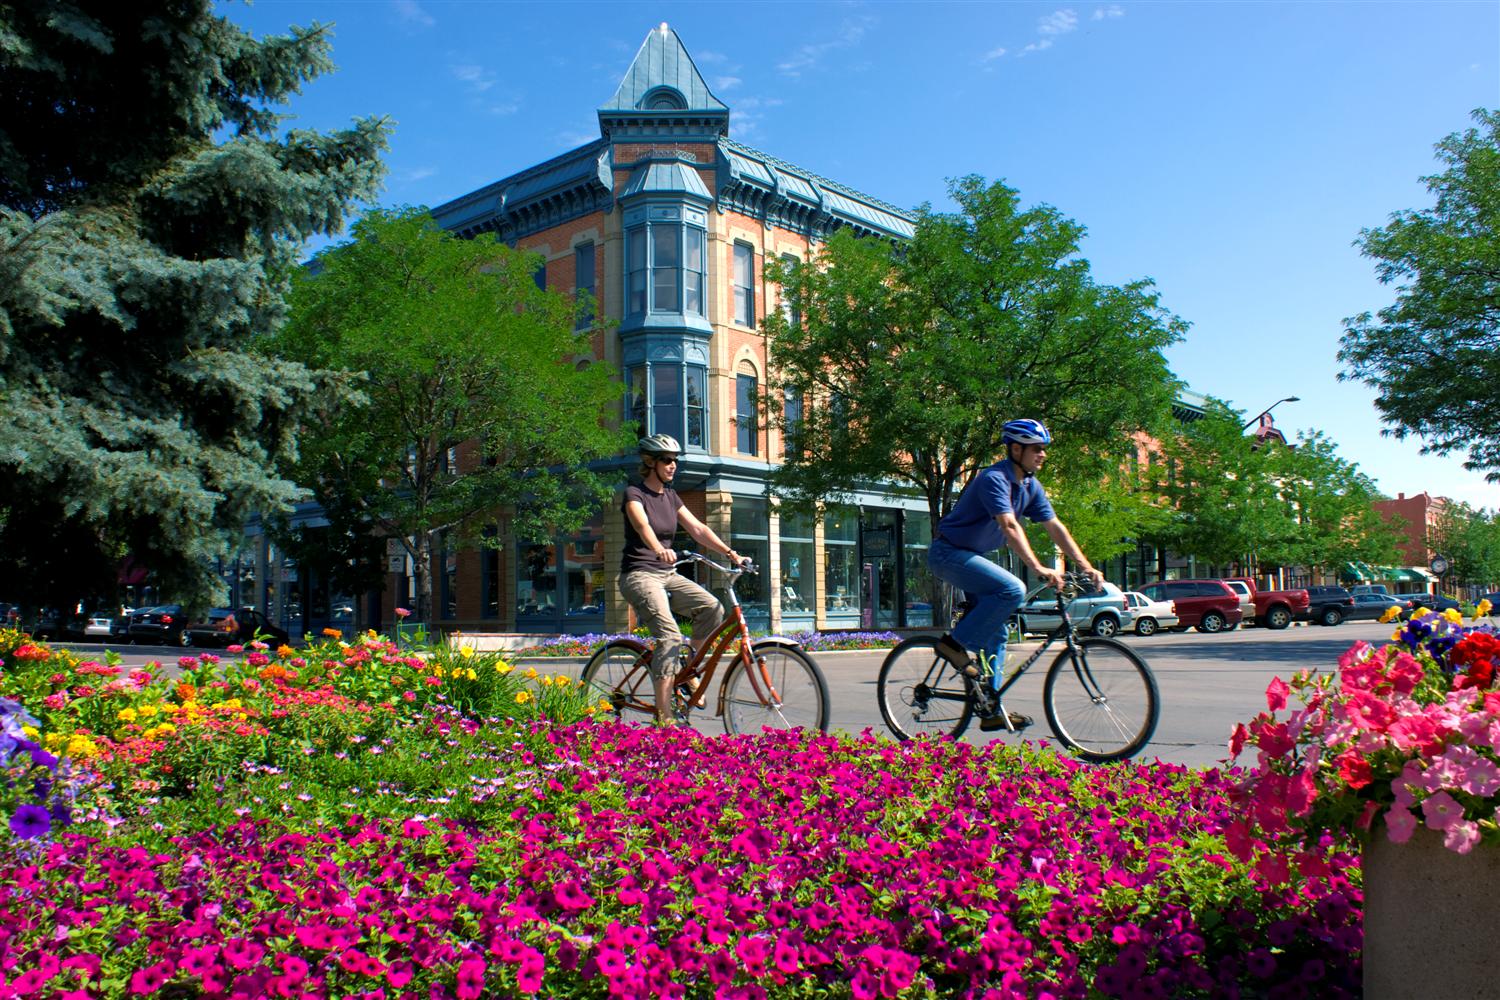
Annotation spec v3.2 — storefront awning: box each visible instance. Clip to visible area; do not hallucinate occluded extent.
[1408,566,1439,584]
[1340,561,1372,582]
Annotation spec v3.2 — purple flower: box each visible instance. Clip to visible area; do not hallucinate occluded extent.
[8,803,52,839]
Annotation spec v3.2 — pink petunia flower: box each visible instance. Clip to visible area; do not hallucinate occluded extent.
[1421,790,1465,831]
[1444,818,1482,854]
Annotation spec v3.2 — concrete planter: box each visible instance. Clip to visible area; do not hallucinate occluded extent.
[1363,826,1500,998]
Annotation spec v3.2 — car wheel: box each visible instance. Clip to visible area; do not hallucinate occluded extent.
[1134,616,1158,637]
[1198,611,1226,633]
[1090,615,1120,638]
[1266,606,1292,630]
[1320,607,1343,627]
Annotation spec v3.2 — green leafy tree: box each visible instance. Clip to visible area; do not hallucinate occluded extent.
[1428,502,1500,590]
[264,208,630,627]
[1271,431,1405,572]
[0,3,388,611]
[1339,108,1500,481]
[764,176,1184,602]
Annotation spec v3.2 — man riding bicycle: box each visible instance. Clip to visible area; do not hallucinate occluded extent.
[927,418,1104,731]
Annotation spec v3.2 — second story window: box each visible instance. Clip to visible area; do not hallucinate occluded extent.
[779,253,800,328]
[782,386,803,458]
[625,221,706,319]
[733,242,755,327]
[626,362,707,451]
[574,242,595,326]
[736,370,758,456]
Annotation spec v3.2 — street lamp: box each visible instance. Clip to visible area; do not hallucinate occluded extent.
[1241,396,1300,431]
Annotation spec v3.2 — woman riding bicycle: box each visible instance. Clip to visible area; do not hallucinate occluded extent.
[928,418,1104,730]
[619,434,747,725]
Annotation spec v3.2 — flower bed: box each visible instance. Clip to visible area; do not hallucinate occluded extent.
[1230,600,1499,864]
[0,627,1363,998]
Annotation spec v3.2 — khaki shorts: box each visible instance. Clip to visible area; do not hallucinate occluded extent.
[618,568,725,676]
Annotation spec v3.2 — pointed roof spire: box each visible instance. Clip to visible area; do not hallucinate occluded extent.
[600,23,727,120]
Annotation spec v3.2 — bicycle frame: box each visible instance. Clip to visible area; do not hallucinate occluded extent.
[607,554,786,718]
[970,577,1112,732]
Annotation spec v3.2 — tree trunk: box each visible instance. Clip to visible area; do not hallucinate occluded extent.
[415,531,435,633]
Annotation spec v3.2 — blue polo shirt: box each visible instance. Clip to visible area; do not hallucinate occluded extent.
[937,461,1055,553]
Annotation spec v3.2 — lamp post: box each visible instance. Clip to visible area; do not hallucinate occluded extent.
[1241,396,1300,431]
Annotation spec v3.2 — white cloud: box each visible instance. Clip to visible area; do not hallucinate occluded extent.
[1022,38,1055,54]
[403,166,437,182]
[714,75,743,92]
[451,63,496,92]
[983,45,1008,61]
[390,0,434,28]
[1038,9,1079,35]
[555,126,599,149]
[1093,4,1125,19]
[731,96,785,141]
[486,100,520,116]
[776,15,874,76]
[696,49,730,65]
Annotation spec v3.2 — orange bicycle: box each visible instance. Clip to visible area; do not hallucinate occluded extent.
[580,552,830,732]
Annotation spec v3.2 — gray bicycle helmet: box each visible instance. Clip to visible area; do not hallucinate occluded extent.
[638,433,681,457]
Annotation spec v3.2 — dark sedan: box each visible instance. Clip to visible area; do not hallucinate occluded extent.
[1347,592,1405,622]
[127,604,186,645]
[183,607,289,648]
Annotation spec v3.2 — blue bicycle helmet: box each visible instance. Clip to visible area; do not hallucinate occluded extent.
[1001,418,1052,446]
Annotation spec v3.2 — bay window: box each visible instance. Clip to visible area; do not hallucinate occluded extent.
[625,220,706,318]
[625,361,707,450]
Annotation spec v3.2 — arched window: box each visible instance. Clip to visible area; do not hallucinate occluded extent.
[643,87,687,110]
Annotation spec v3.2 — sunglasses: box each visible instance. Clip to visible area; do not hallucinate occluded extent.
[650,454,679,464]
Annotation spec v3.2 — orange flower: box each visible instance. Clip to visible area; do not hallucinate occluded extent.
[175,681,197,703]
[277,644,297,659]
[321,627,342,638]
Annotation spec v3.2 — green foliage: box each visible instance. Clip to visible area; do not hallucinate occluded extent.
[764,176,1184,586]
[263,207,632,625]
[0,2,389,609]
[1339,108,1500,481]
[1143,401,1400,574]
[1428,501,1500,587]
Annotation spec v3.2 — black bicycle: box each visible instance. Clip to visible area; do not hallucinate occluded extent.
[877,572,1159,762]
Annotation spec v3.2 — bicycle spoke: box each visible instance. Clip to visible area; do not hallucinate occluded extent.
[723,646,828,733]
[580,643,656,722]
[1042,638,1158,762]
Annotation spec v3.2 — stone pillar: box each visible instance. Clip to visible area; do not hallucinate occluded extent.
[812,514,828,630]
[766,504,782,632]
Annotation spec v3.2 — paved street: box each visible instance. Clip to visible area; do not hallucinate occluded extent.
[61,619,1401,770]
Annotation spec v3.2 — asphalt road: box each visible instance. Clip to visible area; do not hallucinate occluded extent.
[57,619,1400,770]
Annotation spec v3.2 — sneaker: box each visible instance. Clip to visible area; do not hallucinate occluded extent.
[979,711,1034,733]
[935,634,977,678]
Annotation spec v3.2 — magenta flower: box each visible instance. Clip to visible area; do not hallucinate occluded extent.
[395,607,412,618]
[129,961,174,995]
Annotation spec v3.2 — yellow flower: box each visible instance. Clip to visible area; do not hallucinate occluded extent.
[523,667,539,680]
[43,732,62,748]
[117,707,138,722]
[458,646,474,659]
[514,690,532,705]
[465,668,476,681]
[156,722,177,734]
[23,725,40,739]
[1477,599,1493,618]
[540,675,554,688]
[596,698,612,712]
[1443,608,1464,625]
[1379,606,1403,624]
[496,663,514,675]
[66,736,97,758]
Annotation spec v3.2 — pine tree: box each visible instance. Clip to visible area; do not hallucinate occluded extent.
[0,2,389,611]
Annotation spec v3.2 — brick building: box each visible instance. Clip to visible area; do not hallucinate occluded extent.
[231,24,1222,638]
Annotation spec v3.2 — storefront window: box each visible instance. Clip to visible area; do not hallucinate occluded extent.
[902,513,935,627]
[439,532,458,620]
[731,498,769,626]
[517,542,557,622]
[824,509,858,623]
[562,514,605,623]
[779,512,816,625]
[481,528,500,619]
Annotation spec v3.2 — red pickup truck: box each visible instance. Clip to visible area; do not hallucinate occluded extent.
[1223,578,1311,630]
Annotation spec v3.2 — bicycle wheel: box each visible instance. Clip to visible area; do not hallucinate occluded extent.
[877,637,974,741]
[1042,637,1159,762]
[580,640,657,722]
[722,643,830,734]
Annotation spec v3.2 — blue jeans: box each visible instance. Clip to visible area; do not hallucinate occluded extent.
[928,538,1025,684]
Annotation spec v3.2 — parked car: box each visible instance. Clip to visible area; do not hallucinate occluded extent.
[83,615,116,640]
[1349,585,1391,597]
[1304,585,1356,627]
[127,604,186,645]
[1136,579,1244,633]
[1122,591,1179,636]
[183,607,289,648]
[1394,592,1463,620]
[1221,578,1311,630]
[1013,581,1129,638]
[1348,592,1404,622]
[0,603,20,629]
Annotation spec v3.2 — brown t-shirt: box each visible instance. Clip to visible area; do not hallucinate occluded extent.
[620,482,684,573]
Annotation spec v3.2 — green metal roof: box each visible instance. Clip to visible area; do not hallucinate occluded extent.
[600,24,726,113]
[619,159,711,200]
[719,138,916,240]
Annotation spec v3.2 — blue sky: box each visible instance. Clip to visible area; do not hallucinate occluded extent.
[221,0,1499,508]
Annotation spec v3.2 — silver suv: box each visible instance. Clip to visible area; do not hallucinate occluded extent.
[1013,581,1129,638]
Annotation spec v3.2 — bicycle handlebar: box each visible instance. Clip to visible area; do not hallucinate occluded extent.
[673,551,757,576]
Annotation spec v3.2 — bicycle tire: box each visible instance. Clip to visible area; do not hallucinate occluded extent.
[1041,637,1159,762]
[580,640,657,722]
[722,642,830,734]
[876,636,974,741]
